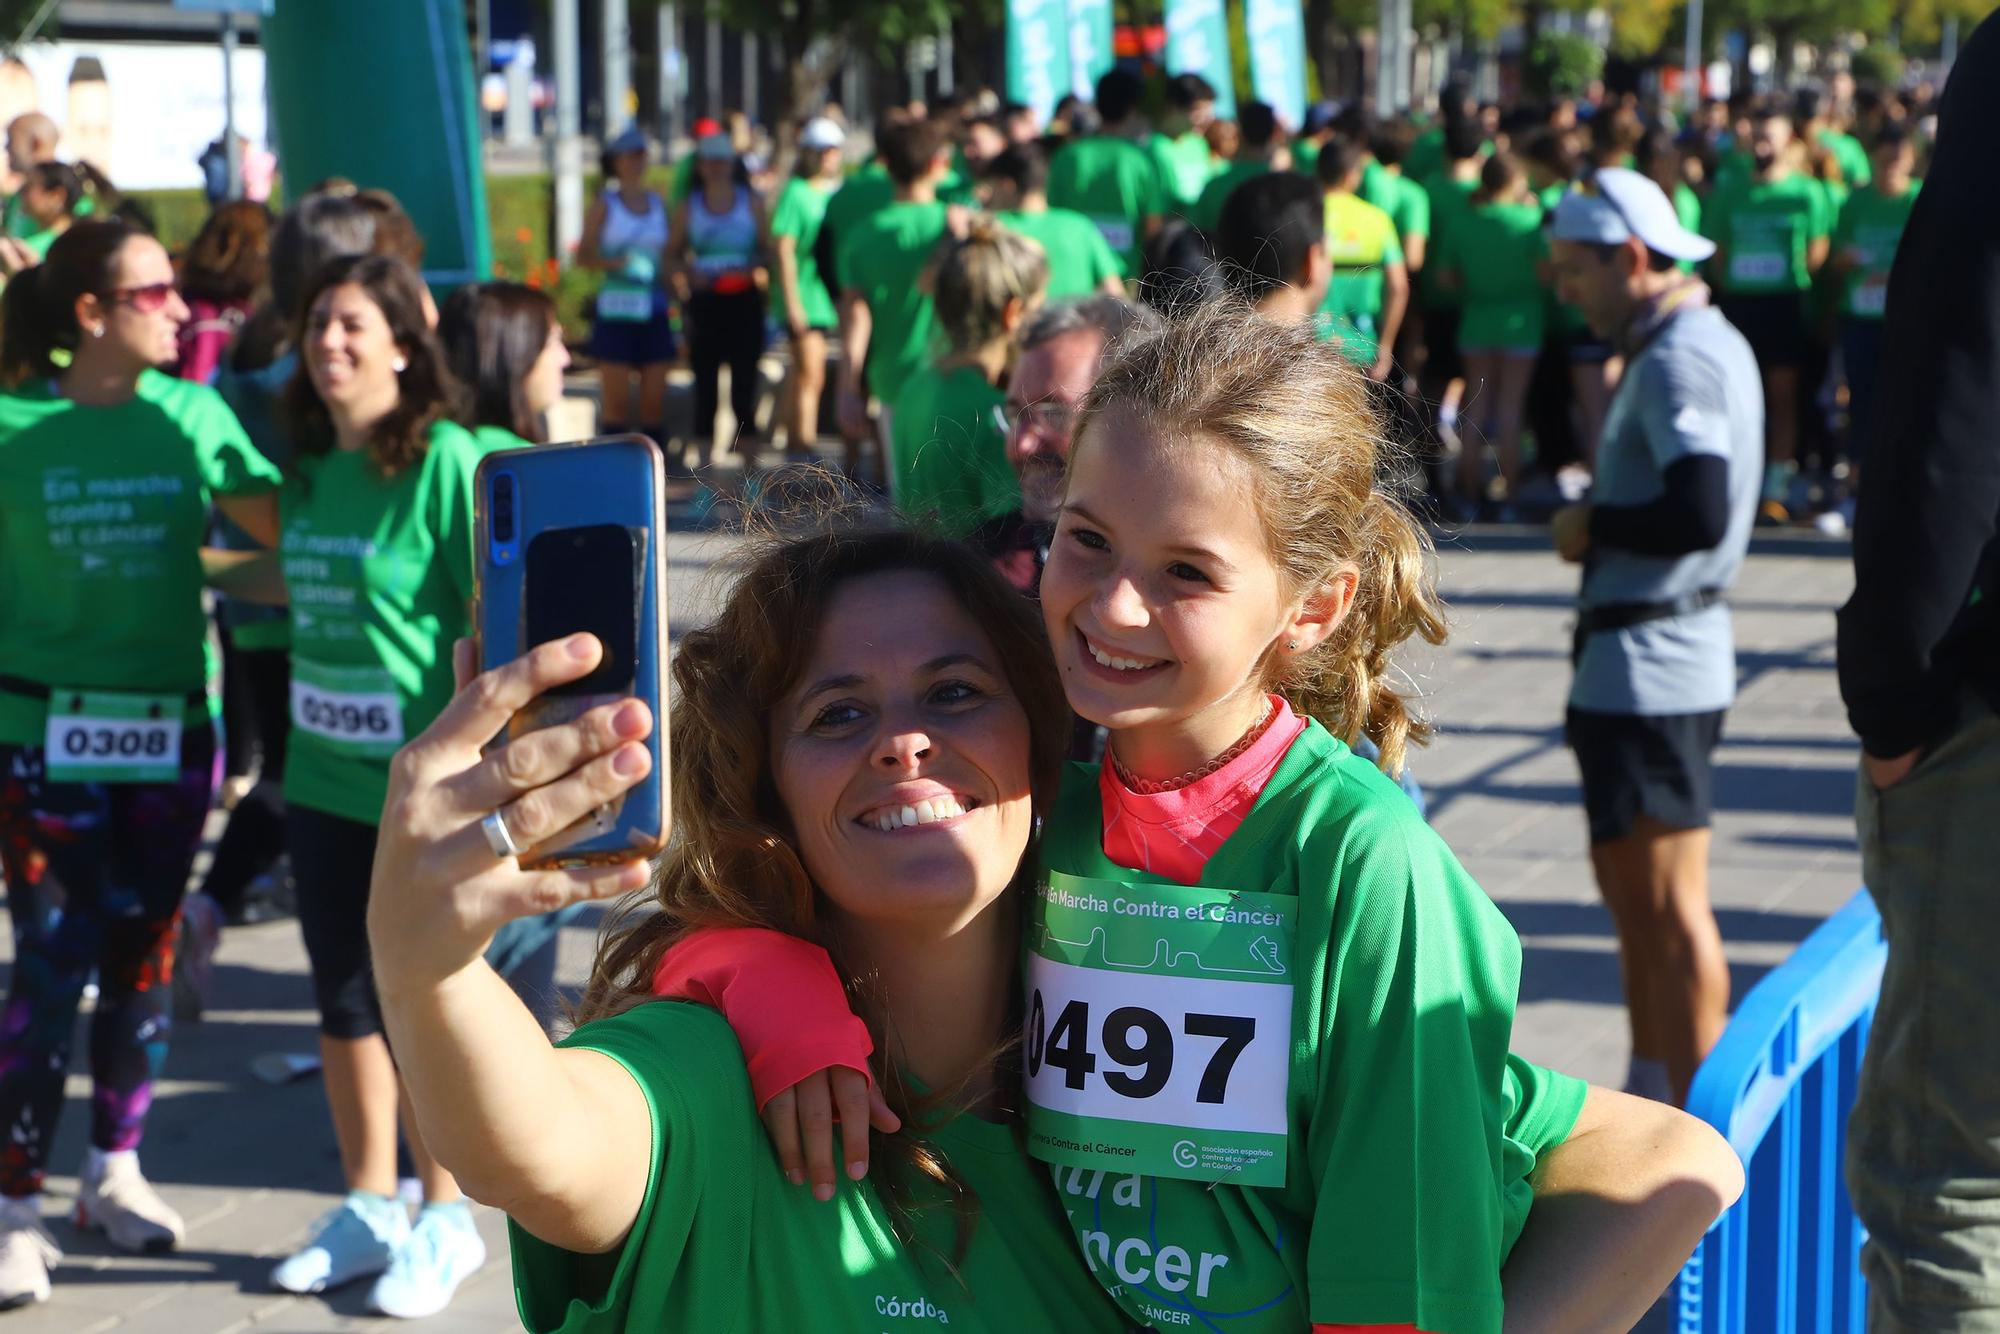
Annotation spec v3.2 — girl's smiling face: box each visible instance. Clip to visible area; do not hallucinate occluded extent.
[1039,408,1334,778]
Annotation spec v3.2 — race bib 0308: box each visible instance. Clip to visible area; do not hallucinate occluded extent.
[45,689,183,784]
[290,660,404,758]
[1024,870,1295,1188]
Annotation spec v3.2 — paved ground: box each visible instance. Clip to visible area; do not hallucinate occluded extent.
[2,523,1862,1331]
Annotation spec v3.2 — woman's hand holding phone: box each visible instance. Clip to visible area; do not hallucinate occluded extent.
[368,634,655,997]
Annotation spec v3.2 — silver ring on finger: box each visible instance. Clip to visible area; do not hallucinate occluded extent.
[481,808,526,860]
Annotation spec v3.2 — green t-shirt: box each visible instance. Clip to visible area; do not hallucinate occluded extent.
[0,370,279,744]
[835,200,948,408]
[818,164,896,295]
[668,156,695,207]
[770,176,840,328]
[511,1002,1129,1333]
[1189,158,1271,236]
[1404,126,1446,183]
[1438,199,1549,351]
[1702,172,1834,296]
[1420,170,1480,306]
[280,420,514,825]
[996,206,1119,300]
[1316,192,1405,366]
[1820,128,1873,191]
[888,364,1017,537]
[1046,135,1165,279]
[1036,725,1583,1333]
[1149,131,1216,212]
[1833,181,1920,321]
[1362,167,1432,249]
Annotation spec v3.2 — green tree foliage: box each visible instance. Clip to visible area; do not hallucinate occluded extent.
[1527,30,1603,95]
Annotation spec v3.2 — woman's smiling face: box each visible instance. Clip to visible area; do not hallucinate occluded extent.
[770,569,1036,934]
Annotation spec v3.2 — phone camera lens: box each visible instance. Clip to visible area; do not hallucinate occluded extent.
[493,475,516,542]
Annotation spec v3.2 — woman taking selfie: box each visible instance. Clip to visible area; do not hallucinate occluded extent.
[376,510,1740,1332]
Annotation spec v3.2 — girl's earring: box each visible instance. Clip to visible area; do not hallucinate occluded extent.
[391,356,409,373]
[1288,641,1300,652]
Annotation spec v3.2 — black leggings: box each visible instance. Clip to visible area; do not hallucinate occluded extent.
[202,642,290,916]
[289,804,384,1039]
[685,289,765,451]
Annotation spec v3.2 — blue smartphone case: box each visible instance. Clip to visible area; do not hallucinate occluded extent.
[473,434,670,865]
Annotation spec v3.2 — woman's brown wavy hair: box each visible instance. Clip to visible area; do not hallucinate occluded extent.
[284,253,462,477]
[580,505,1069,1260]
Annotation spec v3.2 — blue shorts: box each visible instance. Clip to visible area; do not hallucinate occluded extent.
[589,291,678,366]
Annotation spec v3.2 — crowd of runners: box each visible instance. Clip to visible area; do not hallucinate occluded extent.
[0,50,1943,1325]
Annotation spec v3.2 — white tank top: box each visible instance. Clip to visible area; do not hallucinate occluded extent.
[599,188,668,262]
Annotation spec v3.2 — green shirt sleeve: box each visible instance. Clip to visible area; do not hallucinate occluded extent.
[1081,219,1120,289]
[187,381,280,497]
[510,1004,763,1332]
[425,423,486,608]
[1497,1054,1590,1258]
[770,180,803,240]
[1809,181,1835,240]
[1382,211,1406,268]
[1398,179,1431,240]
[1303,799,1522,1331]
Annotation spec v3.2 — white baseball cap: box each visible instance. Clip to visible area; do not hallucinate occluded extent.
[1549,166,1715,263]
[799,117,844,151]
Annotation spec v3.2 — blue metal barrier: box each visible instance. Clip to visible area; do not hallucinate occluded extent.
[1676,890,1887,1334]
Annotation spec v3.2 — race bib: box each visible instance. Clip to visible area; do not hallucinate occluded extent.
[1091,216,1134,254]
[1729,251,1787,285]
[291,661,404,758]
[1024,870,1294,1188]
[45,690,182,784]
[597,286,653,322]
[1850,281,1888,316]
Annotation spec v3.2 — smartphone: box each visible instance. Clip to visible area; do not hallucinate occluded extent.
[473,434,670,867]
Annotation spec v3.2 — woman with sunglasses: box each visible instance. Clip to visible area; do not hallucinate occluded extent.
[0,218,282,1309]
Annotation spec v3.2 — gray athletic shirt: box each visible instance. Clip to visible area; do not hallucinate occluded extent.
[1570,303,1764,716]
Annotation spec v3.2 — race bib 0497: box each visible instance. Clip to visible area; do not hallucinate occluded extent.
[291,660,404,758]
[1024,870,1295,1188]
[45,690,183,784]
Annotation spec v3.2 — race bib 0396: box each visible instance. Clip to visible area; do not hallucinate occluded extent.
[45,689,182,784]
[1024,870,1294,1188]
[291,660,404,758]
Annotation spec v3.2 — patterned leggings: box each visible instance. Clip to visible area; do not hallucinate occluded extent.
[0,729,214,1196]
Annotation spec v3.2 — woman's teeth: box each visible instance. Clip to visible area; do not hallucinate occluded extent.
[864,796,969,831]
[1087,640,1160,672]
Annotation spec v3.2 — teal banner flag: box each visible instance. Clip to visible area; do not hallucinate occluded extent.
[1008,0,1074,128]
[1067,0,1115,100]
[1164,0,1236,119]
[264,0,490,288]
[1246,0,1308,131]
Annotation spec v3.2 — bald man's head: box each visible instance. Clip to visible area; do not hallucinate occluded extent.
[7,113,56,175]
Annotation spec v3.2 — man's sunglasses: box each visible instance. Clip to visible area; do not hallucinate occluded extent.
[107,282,177,313]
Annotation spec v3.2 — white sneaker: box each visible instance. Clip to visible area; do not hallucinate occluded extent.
[0,1197,58,1310]
[367,1201,485,1319]
[271,1192,407,1295]
[74,1150,185,1253]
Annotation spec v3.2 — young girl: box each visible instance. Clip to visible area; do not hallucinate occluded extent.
[655,303,1736,1331]
[1438,152,1548,519]
[887,217,1046,535]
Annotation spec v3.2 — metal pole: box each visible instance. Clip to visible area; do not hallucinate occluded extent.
[706,17,723,117]
[939,26,954,99]
[1943,15,1961,71]
[1684,0,1704,115]
[1375,0,1394,118]
[220,13,241,199]
[744,30,759,123]
[658,3,681,144]
[554,0,585,263]
[475,0,492,141]
[603,0,631,135]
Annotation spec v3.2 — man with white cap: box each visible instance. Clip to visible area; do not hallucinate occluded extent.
[1546,167,1764,1107]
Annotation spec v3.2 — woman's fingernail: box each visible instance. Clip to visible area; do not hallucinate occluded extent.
[613,700,646,736]
[612,744,647,777]
[847,1160,868,1179]
[813,1182,834,1202]
[566,634,594,659]
[787,1169,805,1186]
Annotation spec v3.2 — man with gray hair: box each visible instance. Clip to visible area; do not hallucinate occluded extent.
[971,294,1156,595]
